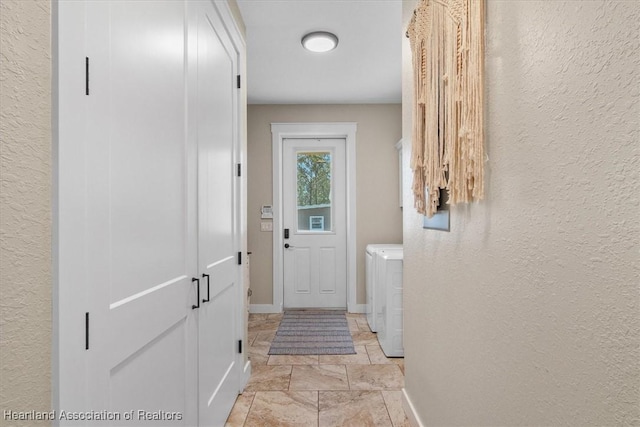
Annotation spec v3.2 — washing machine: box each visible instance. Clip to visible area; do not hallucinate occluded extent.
[365,244,402,332]
[375,248,404,357]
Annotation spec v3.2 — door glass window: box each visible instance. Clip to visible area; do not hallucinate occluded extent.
[296,151,332,232]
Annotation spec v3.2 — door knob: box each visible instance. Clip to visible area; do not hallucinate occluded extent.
[284,243,294,249]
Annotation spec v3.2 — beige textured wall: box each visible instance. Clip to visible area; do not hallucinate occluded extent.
[0,1,52,425]
[248,104,402,306]
[402,0,640,425]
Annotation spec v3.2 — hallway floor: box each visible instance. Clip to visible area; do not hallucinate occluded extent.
[225,312,410,427]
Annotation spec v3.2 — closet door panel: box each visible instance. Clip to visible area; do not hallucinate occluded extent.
[109,320,187,425]
[194,2,242,425]
[108,0,188,302]
[83,1,198,424]
[59,1,245,424]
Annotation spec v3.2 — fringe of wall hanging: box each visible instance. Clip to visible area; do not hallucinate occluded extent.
[407,0,485,218]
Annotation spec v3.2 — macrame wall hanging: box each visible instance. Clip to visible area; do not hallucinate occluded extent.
[406,0,485,218]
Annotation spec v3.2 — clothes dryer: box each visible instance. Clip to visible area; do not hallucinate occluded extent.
[376,248,404,357]
[365,244,402,332]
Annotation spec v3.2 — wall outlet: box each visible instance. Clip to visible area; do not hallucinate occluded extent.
[260,222,273,232]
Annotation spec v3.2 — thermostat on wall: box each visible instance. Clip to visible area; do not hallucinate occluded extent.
[261,205,273,219]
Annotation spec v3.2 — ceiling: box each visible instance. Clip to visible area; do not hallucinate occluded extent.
[236,0,402,105]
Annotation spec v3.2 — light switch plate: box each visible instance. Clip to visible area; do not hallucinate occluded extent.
[260,222,273,232]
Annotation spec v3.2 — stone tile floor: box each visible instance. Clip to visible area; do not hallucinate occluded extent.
[225,313,410,427]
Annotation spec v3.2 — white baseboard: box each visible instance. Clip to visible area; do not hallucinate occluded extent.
[402,388,425,427]
[249,304,281,314]
[251,303,364,314]
[348,303,366,314]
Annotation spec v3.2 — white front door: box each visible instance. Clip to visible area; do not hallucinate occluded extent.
[282,139,347,308]
[193,1,241,425]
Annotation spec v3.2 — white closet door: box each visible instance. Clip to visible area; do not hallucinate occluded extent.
[83,1,198,424]
[192,2,242,425]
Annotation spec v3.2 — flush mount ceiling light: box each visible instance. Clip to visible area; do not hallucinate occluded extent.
[301,31,338,53]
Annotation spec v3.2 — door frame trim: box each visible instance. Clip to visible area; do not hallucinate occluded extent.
[271,123,357,312]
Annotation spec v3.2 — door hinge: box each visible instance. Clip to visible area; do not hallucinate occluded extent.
[236,74,241,89]
[85,312,90,350]
[237,251,242,265]
[238,339,243,354]
[237,163,241,177]
[85,57,90,95]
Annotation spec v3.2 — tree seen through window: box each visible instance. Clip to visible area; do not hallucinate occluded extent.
[297,152,331,207]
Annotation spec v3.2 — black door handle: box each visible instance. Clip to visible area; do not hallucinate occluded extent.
[192,277,200,309]
[284,243,295,249]
[202,273,210,303]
